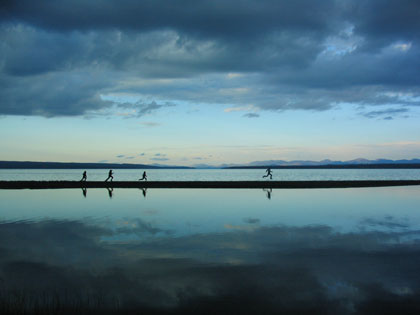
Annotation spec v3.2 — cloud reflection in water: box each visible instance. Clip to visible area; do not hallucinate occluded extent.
[2,217,420,314]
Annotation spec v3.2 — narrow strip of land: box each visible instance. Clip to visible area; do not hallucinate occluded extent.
[1,180,420,189]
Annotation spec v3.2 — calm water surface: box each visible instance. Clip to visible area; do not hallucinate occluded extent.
[1,168,420,181]
[1,186,420,314]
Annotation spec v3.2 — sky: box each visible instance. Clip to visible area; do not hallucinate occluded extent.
[1,0,420,166]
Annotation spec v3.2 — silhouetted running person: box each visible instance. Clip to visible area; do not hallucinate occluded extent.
[80,171,87,181]
[139,171,147,181]
[262,168,273,180]
[105,169,114,182]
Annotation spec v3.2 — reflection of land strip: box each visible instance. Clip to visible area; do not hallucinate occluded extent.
[1,180,420,189]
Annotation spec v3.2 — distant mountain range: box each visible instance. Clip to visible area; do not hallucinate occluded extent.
[222,158,420,169]
[235,158,420,167]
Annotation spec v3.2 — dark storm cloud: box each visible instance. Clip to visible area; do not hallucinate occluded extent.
[1,0,420,117]
[0,70,114,116]
[347,0,420,52]
[1,0,336,38]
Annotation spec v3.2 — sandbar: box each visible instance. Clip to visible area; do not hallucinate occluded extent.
[1,180,420,189]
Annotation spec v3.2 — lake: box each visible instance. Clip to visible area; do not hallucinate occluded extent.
[1,168,420,181]
[1,184,420,314]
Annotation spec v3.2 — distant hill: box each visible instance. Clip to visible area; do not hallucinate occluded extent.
[2,159,420,170]
[225,158,420,169]
[0,161,193,169]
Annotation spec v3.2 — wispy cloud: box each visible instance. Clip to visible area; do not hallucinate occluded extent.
[243,113,260,118]
[150,157,169,161]
[361,107,409,119]
[139,121,161,127]
[113,101,175,118]
[224,105,255,113]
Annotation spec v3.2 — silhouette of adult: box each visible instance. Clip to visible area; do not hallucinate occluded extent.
[105,169,114,182]
[80,171,87,181]
[262,168,273,180]
[139,171,147,181]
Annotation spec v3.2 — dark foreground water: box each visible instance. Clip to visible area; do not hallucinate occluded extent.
[1,187,420,314]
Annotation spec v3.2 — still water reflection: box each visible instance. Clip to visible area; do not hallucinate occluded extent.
[1,187,420,314]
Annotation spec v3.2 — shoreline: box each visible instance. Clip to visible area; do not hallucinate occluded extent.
[1,180,420,189]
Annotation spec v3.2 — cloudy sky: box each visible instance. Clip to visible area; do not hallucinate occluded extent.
[1,0,420,166]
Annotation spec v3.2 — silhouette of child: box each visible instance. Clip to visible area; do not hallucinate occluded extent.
[139,171,147,181]
[105,169,114,182]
